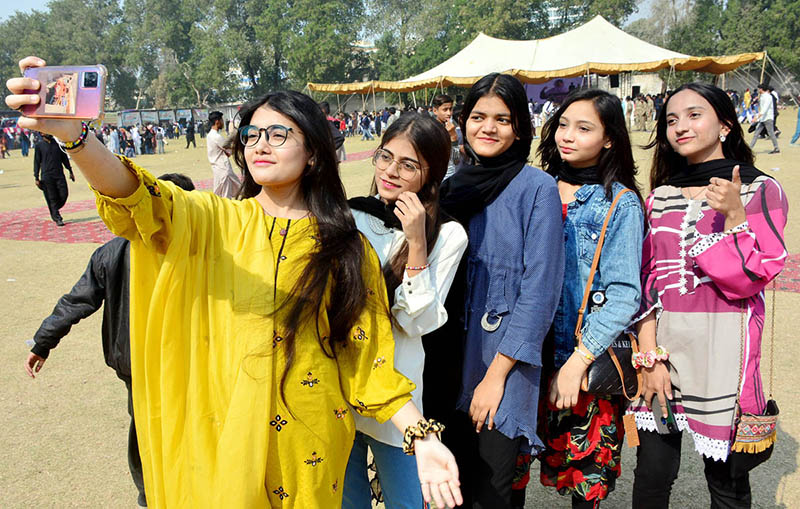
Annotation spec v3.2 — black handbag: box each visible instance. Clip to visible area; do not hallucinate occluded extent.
[575,189,642,401]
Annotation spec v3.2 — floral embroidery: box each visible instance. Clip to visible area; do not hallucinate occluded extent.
[333,407,348,419]
[146,183,161,197]
[366,287,376,296]
[353,327,368,341]
[354,399,368,414]
[300,372,320,387]
[309,234,321,245]
[332,479,338,492]
[272,486,289,500]
[270,415,288,431]
[372,357,386,369]
[304,451,324,466]
[273,330,285,348]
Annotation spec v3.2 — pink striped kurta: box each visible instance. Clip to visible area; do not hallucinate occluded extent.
[630,176,788,461]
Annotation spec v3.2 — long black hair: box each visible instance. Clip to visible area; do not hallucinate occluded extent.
[538,88,643,204]
[647,82,753,189]
[369,113,451,304]
[458,73,533,161]
[231,91,367,403]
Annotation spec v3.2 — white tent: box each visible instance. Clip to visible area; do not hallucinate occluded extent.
[308,16,763,94]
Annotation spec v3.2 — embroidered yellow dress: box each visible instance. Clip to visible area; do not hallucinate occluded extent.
[94,159,414,508]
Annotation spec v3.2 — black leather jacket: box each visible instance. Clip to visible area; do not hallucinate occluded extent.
[32,237,131,382]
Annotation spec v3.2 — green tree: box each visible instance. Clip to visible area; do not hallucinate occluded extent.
[285,0,366,88]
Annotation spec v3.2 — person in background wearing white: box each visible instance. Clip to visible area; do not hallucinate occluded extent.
[749,83,780,154]
[206,110,241,198]
[132,125,141,156]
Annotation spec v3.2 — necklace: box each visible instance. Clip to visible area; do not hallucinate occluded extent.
[683,186,707,201]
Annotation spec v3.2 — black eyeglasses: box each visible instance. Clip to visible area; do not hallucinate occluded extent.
[239,124,294,148]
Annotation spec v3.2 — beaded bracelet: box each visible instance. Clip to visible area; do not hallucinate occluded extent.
[574,346,596,363]
[402,418,445,456]
[57,122,90,152]
[405,263,430,271]
[631,346,670,369]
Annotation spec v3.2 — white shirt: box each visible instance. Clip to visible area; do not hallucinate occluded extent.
[758,91,774,122]
[206,128,232,169]
[351,209,468,447]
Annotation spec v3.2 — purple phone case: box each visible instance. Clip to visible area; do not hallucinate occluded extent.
[21,65,107,120]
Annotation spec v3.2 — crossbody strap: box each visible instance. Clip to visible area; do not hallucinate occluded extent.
[573,189,633,341]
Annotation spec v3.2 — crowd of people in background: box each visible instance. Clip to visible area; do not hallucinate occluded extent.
[92,119,214,157]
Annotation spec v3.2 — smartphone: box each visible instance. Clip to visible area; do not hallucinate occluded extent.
[21,65,107,120]
[652,399,679,434]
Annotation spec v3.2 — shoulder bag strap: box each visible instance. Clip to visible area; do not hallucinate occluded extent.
[573,189,642,401]
[573,189,633,340]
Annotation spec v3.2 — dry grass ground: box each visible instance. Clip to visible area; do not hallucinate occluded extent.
[0,111,798,508]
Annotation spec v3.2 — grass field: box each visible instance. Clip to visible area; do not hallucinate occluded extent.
[1,113,798,508]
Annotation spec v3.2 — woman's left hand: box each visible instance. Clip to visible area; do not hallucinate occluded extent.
[394,191,427,246]
[548,352,589,410]
[707,165,746,229]
[414,436,463,508]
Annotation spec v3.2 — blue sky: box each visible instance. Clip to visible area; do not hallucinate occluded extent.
[0,0,51,22]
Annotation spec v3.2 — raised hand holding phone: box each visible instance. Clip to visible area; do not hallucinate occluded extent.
[6,57,136,198]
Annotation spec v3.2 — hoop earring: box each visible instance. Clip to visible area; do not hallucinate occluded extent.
[719,134,727,142]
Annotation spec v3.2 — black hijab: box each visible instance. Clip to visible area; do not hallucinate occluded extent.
[439,141,528,223]
[666,158,767,188]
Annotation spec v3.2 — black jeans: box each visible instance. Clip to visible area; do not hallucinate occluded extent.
[41,176,68,222]
[449,411,525,509]
[125,381,146,501]
[632,430,752,509]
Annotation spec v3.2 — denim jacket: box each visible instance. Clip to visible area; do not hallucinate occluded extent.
[458,166,564,451]
[552,182,644,368]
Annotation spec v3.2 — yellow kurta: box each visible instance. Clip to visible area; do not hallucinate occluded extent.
[94,158,414,508]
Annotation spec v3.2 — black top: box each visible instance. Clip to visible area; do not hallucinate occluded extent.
[32,237,132,381]
[33,139,72,180]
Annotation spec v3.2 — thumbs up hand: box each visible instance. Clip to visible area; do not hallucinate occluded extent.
[707,165,747,230]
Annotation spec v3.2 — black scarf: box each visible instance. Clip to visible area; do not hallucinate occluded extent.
[439,141,527,223]
[347,196,402,229]
[555,162,603,186]
[666,158,767,188]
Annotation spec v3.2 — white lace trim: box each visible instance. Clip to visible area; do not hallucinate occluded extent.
[629,410,731,462]
[677,201,700,295]
[687,221,750,258]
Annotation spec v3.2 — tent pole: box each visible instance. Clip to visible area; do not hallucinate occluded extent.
[412,91,417,109]
[372,86,377,113]
[721,73,726,90]
[760,50,767,82]
[336,94,340,112]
